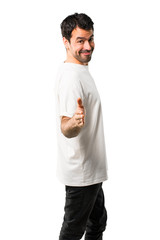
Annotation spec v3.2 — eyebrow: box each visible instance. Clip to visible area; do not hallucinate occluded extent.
[76,34,94,40]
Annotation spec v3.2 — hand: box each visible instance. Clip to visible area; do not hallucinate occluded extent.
[73,98,85,128]
[61,98,85,138]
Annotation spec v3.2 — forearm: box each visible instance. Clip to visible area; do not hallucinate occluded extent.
[61,117,81,138]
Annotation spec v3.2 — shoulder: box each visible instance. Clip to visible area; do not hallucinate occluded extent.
[60,68,81,88]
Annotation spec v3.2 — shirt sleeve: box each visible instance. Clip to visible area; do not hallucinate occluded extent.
[58,71,85,118]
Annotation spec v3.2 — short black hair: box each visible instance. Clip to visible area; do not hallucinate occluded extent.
[60,13,94,42]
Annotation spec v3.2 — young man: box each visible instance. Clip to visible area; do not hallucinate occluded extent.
[55,13,108,240]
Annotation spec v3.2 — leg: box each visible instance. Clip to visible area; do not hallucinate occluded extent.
[59,183,102,240]
[85,185,107,240]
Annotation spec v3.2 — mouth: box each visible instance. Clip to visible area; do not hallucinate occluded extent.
[80,51,92,56]
[82,52,91,56]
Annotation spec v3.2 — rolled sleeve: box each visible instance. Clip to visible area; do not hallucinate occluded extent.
[58,71,85,118]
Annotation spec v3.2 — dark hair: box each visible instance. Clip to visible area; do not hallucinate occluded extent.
[60,13,94,42]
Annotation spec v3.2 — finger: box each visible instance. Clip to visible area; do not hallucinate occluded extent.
[77,118,85,127]
[75,114,84,120]
[75,110,84,115]
[77,98,83,108]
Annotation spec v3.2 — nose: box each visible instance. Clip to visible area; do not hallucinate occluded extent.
[84,40,92,51]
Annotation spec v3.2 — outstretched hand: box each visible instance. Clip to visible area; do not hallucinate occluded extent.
[61,98,85,138]
[74,98,85,128]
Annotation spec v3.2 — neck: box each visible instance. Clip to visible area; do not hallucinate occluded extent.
[65,53,88,66]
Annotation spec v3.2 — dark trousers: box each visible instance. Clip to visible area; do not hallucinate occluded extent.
[59,182,107,240]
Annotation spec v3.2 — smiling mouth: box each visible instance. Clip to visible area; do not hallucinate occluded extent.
[80,51,92,56]
[82,52,91,56]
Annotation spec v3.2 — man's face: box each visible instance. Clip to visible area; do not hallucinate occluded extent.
[64,27,95,65]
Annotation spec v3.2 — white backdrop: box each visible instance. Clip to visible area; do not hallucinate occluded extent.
[0,0,160,239]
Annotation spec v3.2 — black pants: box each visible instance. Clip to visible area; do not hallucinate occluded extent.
[59,182,107,240]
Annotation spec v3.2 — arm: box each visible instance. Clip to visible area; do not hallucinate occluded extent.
[61,98,85,138]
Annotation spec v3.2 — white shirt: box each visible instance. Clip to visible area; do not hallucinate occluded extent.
[55,62,108,186]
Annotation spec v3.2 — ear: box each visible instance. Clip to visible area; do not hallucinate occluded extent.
[63,37,69,49]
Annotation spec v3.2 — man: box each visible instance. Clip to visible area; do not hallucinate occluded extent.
[55,13,108,240]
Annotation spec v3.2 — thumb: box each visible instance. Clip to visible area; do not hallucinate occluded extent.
[77,98,83,108]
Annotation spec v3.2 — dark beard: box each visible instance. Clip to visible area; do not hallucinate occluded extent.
[75,48,94,64]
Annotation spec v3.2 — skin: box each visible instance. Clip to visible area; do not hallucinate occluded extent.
[61,27,95,138]
[63,27,95,65]
[61,98,85,138]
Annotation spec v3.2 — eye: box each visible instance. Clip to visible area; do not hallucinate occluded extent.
[89,37,94,42]
[78,40,84,44]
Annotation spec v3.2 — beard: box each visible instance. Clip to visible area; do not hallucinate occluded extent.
[72,48,94,64]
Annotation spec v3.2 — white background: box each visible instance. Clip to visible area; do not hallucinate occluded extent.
[0,0,160,239]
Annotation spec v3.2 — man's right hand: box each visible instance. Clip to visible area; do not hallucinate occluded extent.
[61,98,85,138]
[73,98,85,128]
